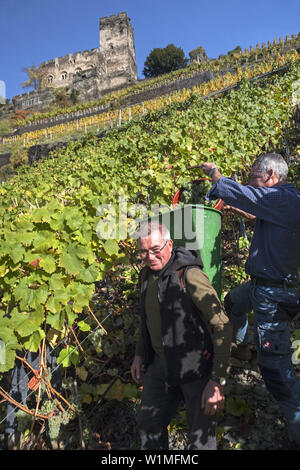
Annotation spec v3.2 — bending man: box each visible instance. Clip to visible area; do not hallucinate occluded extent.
[201,153,300,446]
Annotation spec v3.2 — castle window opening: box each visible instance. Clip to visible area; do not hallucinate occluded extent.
[61,72,68,80]
[47,75,53,84]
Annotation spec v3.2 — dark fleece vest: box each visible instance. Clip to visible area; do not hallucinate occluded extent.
[139,246,213,385]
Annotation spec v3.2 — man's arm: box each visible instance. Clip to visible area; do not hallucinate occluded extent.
[223,204,256,221]
[185,268,233,415]
[201,163,256,219]
[131,318,144,384]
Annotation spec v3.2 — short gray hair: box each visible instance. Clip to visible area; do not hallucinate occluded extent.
[252,153,288,182]
[137,221,170,241]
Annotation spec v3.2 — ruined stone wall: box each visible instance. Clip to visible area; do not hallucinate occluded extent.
[38,49,103,90]
[11,12,138,112]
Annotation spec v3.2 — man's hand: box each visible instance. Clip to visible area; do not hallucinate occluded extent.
[201,379,225,415]
[200,163,222,183]
[131,355,143,384]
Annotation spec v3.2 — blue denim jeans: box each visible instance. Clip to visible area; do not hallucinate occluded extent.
[225,281,300,444]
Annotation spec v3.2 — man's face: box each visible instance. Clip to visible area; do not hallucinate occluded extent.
[139,230,173,271]
[249,165,278,188]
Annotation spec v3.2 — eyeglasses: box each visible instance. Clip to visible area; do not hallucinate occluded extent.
[139,240,169,258]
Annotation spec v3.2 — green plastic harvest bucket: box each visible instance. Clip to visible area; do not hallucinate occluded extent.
[144,204,222,299]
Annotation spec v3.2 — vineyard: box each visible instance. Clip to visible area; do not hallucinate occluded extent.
[0,54,299,450]
[3,31,300,131]
[1,51,299,153]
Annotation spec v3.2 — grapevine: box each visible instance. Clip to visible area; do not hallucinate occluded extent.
[0,58,299,449]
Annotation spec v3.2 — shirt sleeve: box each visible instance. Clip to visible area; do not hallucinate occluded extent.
[185,267,232,378]
[206,176,288,224]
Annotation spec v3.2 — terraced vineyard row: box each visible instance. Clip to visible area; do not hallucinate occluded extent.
[2,53,298,150]
[9,33,300,129]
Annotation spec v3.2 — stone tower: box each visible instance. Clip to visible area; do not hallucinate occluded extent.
[99,12,138,85]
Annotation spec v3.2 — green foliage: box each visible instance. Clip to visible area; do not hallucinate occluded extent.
[52,87,71,108]
[143,44,188,78]
[16,410,33,433]
[0,118,12,137]
[9,146,29,168]
[0,55,299,451]
[0,59,299,451]
[226,396,251,417]
[0,62,298,375]
[70,88,80,106]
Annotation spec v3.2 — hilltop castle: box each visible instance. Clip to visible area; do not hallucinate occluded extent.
[13,12,138,111]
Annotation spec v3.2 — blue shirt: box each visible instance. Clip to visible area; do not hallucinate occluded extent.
[206,177,300,283]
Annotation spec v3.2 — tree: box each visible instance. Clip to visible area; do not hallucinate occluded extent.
[227,46,242,56]
[52,87,70,108]
[21,64,44,91]
[143,44,188,78]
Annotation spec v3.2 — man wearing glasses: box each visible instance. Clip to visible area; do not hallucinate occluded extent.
[131,221,232,450]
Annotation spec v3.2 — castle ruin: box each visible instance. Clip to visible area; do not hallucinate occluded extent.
[13,12,138,111]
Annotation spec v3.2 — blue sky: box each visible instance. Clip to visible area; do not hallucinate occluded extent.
[0,0,299,100]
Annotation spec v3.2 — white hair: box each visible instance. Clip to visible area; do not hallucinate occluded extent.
[137,221,170,241]
[253,153,288,182]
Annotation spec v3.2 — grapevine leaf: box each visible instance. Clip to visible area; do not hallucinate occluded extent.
[76,366,88,381]
[64,208,83,231]
[14,305,45,337]
[46,327,63,348]
[49,212,65,231]
[22,329,46,352]
[122,383,139,398]
[14,284,49,310]
[98,379,124,401]
[60,246,85,275]
[33,231,59,251]
[57,345,80,367]
[39,255,57,274]
[66,282,94,313]
[103,239,119,256]
[31,207,52,224]
[77,320,91,332]
[46,311,65,330]
[49,274,65,291]
[65,304,78,325]
[46,290,70,313]
[77,263,100,283]
[0,261,8,277]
